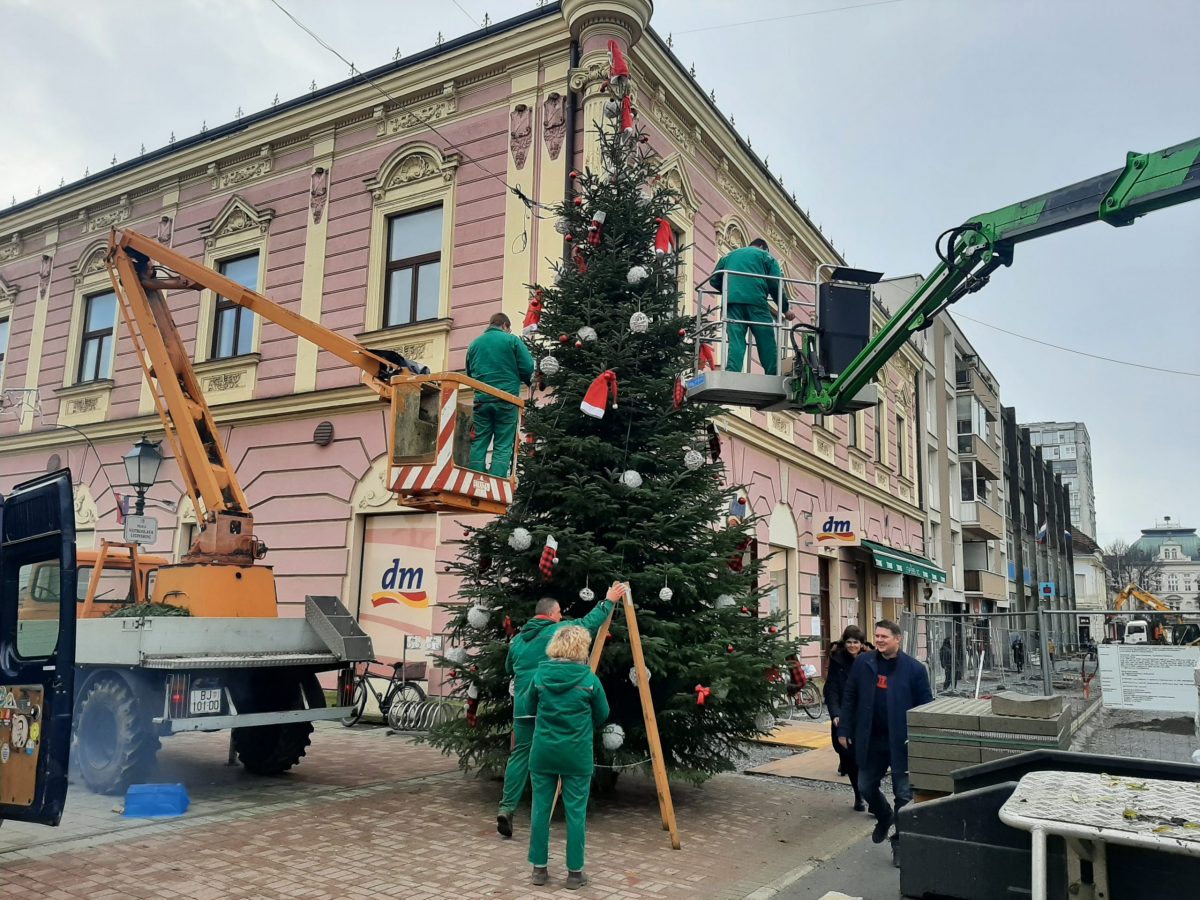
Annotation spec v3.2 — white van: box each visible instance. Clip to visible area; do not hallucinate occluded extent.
[1123,620,1149,645]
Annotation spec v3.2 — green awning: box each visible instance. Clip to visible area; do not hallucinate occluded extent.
[862,540,947,584]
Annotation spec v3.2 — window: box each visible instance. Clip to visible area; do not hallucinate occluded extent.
[1168,574,1179,592]
[0,317,8,383]
[895,413,907,477]
[17,559,60,658]
[384,206,443,327]
[848,411,859,448]
[874,408,884,462]
[78,291,117,383]
[212,254,259,359]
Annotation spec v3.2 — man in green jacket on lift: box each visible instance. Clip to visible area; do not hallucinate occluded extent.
[496,582,624,839]
[466,312,535,477]
[708,238,795,375]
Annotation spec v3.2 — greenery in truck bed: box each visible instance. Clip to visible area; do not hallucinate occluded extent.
[104,602,192,618]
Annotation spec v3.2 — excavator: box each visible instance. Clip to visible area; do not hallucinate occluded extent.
[0,228,523,825]
[1110,582,1193,645]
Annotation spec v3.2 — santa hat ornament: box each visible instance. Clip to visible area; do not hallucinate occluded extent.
[654,218,676,256]
[587,209,606,247]
[523,289,544,335]
[620,96,635,137]
[607,39,632,99]
[572,243,588,274]
[580,369,618,419]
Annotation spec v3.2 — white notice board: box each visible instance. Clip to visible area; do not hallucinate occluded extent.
[1097,645,1200,714]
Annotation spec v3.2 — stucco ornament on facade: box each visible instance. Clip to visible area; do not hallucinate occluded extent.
[374,82,458,136]
[208,145,274,191]
[156,215,174,245]
[71,241,111,286]
[715,216,750,257]
[650,85,699,157]
[81,195,131,233]
[367,146,459,203]
[199,195,275,249]
[73,483,98,528]
[309,167,329,224]
[353,455,397,511]
[543,93,568,160]
[717,158,756,211]
[38,254,52,298]
[0,275,17,307]
[510,104,533,170]
[0,234,22,261]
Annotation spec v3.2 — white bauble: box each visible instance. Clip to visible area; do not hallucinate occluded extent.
[577,326,597,343]
[629,666,652,685]
[659,586,674,601]
[627,266,649,286]
[467,605,491,629]
[508,527,532,551]
[684,449,704,471]
[620,470,643,489]
[467,683,479,700]
[579,586,595,603]
[715,594,736,608]
[508,679,516,697]
[601,723,625,751]
[603,99,621,119]
[539,356,560,376]
[755,712,776,733]
[446,646,468,665]
[554,217,571,235]
[629,311,650,333]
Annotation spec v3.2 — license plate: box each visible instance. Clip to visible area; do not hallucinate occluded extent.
[189,688,222,715]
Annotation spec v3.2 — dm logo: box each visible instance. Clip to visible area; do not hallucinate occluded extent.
[816,516,858,543]
[370,558,430,608]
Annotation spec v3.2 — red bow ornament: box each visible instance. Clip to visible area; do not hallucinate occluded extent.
[523,290,544,335]
[694,684,712,706]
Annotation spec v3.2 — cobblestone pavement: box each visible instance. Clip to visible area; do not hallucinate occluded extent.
[0,724,871,899]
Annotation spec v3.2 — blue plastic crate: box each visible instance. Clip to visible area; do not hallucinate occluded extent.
[123,783,190,818]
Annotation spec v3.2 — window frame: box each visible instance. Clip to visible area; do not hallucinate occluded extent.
[210,251,261,360]
[77,291,117,384]
[0,315,9,386]
[382,208,444,329]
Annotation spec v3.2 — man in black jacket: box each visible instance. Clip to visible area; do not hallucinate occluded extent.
[837,620,933,866]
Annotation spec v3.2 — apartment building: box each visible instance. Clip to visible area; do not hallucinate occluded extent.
[1022,421,1097,540]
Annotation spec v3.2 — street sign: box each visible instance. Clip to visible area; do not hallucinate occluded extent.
[123,514,158,546]
[1039,581,1056,601]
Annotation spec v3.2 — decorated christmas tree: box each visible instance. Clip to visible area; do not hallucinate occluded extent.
[429,46,794,783]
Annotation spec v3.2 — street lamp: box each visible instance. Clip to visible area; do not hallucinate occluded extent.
[122,434,162,516]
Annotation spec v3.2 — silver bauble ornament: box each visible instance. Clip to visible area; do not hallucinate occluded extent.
[603,99,621,119]
[684,449,704,471]
[627,266,649,285]
[755,712,776,733]
[508,527,532,551]
[577,326,597,343]
[659,586,674,601]
[629,310,650,333]
[446,646,468,665]
[628,666,652,685]
[508,679,516,697]
[579,586,595,603]
[554,217,571,235]
[601,723,625,751]
[715,594,736,608]
[539,356,560,376]
[467,605,490,629]
[620,470,643,489]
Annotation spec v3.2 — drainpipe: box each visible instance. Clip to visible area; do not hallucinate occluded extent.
[563,36,580,265]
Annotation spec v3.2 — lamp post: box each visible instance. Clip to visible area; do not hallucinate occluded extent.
[122,434,163,516]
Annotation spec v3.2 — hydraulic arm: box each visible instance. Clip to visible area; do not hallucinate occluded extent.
[792,137,1200,414]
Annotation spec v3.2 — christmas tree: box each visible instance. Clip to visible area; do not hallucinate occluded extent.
[429,49,794,783]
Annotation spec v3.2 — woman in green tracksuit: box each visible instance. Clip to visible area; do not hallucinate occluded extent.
[526,625,609,890]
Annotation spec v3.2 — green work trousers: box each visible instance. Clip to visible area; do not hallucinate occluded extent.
[726,302,779,375]
[528,771,592,872]
[469,400,519,477]
[499,718,535,816]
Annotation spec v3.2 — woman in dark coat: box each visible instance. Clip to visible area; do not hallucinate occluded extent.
[824,625,869,810]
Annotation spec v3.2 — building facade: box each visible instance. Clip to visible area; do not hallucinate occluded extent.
[1129,517,1200,612]
[1002,408,1077,647]
[0,0,938,684]
[1022,420,1097,541]
[1071,527,1107,640]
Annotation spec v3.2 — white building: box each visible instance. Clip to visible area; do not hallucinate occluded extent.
[1071,528,1106,640]
[1130,517,1200,612]
[1022,421,1097,540]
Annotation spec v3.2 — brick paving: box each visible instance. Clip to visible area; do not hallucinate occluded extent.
[0,725,871,899]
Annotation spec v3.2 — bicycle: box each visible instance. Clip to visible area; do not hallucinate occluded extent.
[777,660,823,720]
[341,658,427,728]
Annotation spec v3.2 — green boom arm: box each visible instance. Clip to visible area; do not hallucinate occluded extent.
[792,137,1200,414]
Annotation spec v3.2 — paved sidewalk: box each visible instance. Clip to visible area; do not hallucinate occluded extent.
[0,724,872,899]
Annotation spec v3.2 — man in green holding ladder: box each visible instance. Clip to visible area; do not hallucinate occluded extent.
[466,312,535,476]
[709,238,795,375]
[496,582,624,839]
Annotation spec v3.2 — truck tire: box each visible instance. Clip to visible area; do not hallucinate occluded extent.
[74,676,161,795]
[232,673,323,777]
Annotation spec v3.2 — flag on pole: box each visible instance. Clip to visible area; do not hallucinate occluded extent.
[1036,521,1048,544]
[114,493,131,525]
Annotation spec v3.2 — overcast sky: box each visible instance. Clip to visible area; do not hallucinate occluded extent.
[3,0,1197,544]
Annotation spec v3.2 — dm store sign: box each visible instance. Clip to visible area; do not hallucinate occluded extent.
[359,515,437,662]
[815,511,861,549]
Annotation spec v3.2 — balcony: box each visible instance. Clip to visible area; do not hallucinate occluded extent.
[955,367,1000,421]
[964,568,1006,601]
[961,500,1004,540]
[957,432,1002,479]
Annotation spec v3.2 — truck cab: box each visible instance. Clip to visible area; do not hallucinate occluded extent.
[1123,620,1149,645]
[19,546,169,621]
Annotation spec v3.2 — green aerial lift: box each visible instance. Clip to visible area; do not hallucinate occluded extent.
[776,137,1200,414]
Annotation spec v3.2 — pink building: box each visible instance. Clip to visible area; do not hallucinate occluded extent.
[0,0,937,684]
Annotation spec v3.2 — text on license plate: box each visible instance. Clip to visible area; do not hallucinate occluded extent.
[189,688,222,715]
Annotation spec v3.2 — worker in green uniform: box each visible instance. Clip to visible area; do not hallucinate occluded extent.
[708,238,795,375]
[526,625,610,889]
[466,312,535,476]
[497,583,623,840]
